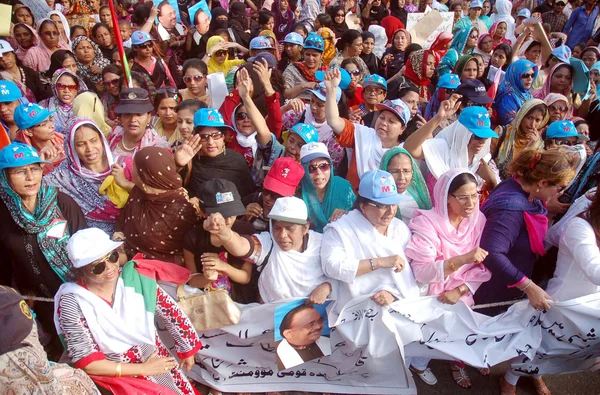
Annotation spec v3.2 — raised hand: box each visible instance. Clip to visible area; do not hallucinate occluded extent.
[323,67,341,89]
[236,67,253,99]
[174,134,202,167]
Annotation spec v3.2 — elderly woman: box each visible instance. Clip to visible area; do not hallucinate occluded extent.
[300,142,356,233]
[22,19,70,72]
[54,228,201,394]
[406,169,491,389]
[283,34,325,101]
[543,93,570,122]
[0,142,87,356]
[39,69,87,135]
[493,59,538,126]
[44,117,119,234]
[72,35,111,91]
[114,146,198,264]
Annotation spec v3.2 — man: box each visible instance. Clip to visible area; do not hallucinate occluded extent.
[276,304,331,370]
[543,0,569,33]
[185,9,210,58]
[563,0,599,49]
[156,0,187,67]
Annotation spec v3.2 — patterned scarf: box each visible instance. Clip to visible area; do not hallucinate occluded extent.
[71,36,111,85]
[404,49,434,100]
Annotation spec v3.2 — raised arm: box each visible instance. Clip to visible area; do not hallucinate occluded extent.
[238,67,272,146]
[254,59,283,139]
[532,22,553,65]
[203,212,252,257]
[324,68,345,135]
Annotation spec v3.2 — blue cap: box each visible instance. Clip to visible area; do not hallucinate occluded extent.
[0,142,50,171]
[546,120,589,141]
[0,80,22,103]
[375,99,411,126]
[438,73,461,89]
[358,169,404,205]
[289,123,318,144]
[517,8,531,18]
[315,67,352,89]
[458,106,498,139]
[362,74,388,90]
[131,30,153,46]
[551,46,571,64]
[591,60,600,73]
[250,36,274,50]
[309,82,342,103]
[303,34,324,52]
[283,32,304,46]
[14,103,55,130]
[470,0,483,8]
[193,108,233,131]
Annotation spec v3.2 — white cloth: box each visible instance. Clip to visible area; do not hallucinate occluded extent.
[321,210,420,310]
[193,31,202,45]
[157,22,185,41]
[255,230,328,303]
[303,104,334,143]
[48,11,72,46]
[369,25,387,59]
[545,188,595,248]
[236,131,258,156]
[489,0,516,42]
[276,336,331,369]
[398,192,419,226]
[353,123,397,179]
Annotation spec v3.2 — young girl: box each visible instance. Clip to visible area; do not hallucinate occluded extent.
[152,88,182,147]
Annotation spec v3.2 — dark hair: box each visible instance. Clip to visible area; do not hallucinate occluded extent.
[508,147,577,186]
[574,42,587,52]
[574,118,589,128]
[450,2,462,10]
[341,57,360,70]
[448,172,477,195]
[404,43,422,64]
[336,29,362,52]
[45,50,76,79]
[183,58,208,75]
[581,47,600,60]
[316,13,332,28]
[158,0,173,15]
[120,71,157,101]
[153,87,181,109]
[361,31,375,42]
[91,23,111,41]
[131,3,151,26]
[38,19,58,34]
[398,85,420,100]
[526,103,548,118]
[493,43,513,70]
[258,10,274,25]
[292,22,309,37]
[525,40,542,53]
[99,5,111,13]
[70,25,87,40]
[102,64,123,78]
[175,99,206,113]
[279,304,318,338]
[233,64,267,116]
[12,6,34,24]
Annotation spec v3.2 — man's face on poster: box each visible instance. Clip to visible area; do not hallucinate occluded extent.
[159,3,177,29]
[282,307,324,347]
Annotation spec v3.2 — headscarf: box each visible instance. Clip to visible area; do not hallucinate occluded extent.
[44,117,119,234]
[430,31,453,60]
[12,23,39,63]
[209,7,229,32]
[259,30,281,60]
[72,91,111,136]
[319,27,337,67]
[13,5,35,27]
[404,49,434,100]
[229,1,249,27]
[272,0,295,41]
[71,35,111,85]
[120,146,198,262]
[206,35,243,75]
[474,34,492,65]
[301,155,356,233]
[108,124,169,160]
[389,0,408,25]
[369,25,388,59]
[532,63,574,101]
[437,48,459,76]
[489,21,511,48]
[21,19,70,72]
[39,68,88,135]
[489,0,516,42]
[330,6,349,39]
[15,131,65,175]
[380,147,432,220]
[493,59,538,126]
[453,54,478,80]
[45,49,75,79]
[48,11,71,47]
[360,31,379,74]
[436,27,477,76]
[381,16,404,43]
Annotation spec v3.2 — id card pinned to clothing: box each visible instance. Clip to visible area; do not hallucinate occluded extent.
[47,219,67,240]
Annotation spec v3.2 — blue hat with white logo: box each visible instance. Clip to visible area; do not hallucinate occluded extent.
[131,30,153,45]
[470,0,483,8]
[458,106,498,139]
[193,108,233,131]
[250,36,274,50]
[551,46,571,64]
[438,73,461,89]
[290,123,318,144]
[358,169,405,205]
[283,32,304,46]
[546,120,589,141]
[315,67,352,89]
[309,82,342,103]
[0,141,50,171]
[303,34,324,52]
[517,8,531,18]
[14,103,55,130]
[375,99,411,126]
[362,74,388,91]
[0,80,22,103]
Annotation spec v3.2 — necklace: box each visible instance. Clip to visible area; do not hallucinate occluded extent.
[19,67,26,87]
[120,138,138,151]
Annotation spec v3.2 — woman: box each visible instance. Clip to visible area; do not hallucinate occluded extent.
[283,34,325,101]
[44,117,119,234]
[91,22,116,60]
[300,142,355,232]
[330,29,370,79]
[533,63,577,112]
[489,21,511,48]
[48,11,71,47]
[44,50,80,81]
[493,58,538,126]
[453,54,480,81]
[228,1,252,49]
[179,59,210,104]
[437,26,479,76]
[12,5,35,27]
[474,34,493,66]
[101,64,122,125]
[130,31,177,90]
[544,93,570,122]
[389,0,408,25]
[72,92,111,137]
[379,147,432,225]
[272,0,296,41]
[360,31,379,75]
[483,43,512,81]
[39,69,87,135]
[258,30,282,60]
[54,228,201,394]
[203,35,246,77]
[404,49,437,103]
[580,46,600,70]
[380,29,411,80]
[406,169,491,388]
[23,19,70,72]
[329,5,349,39]
[152,88,182,147]
[71,35,110,91]
[12,23,38,64]
[0,40,48,103]
[0,142,87,354]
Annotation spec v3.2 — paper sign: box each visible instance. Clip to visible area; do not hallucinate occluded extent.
[153,0,182,24]
[407,10,454,49]
[188,0,211,25]
[0,4,11,37]
[19,0,52,24]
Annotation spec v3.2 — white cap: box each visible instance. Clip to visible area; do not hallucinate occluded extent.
[67,228,123,268]
[268,196,308,225]
[300,142,330,164]
[0,40,14,56]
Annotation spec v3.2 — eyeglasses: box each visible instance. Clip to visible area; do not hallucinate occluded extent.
[521,72,535,79]
[336,13,345,17]
[300,316,324,330]
[8,165,43,179]
[214,50,228,57]
[308,162,331,174]
[183,74,204,84]
[364,87,385,95]
[554,139,577,146]
[103,78,120,87]
[43,31,59,37]
[347,69,361,76]
[56,83,78,91]
[552,184,567,192]
[195,130,224,141]
[366,201,394,211]
[134,42,152,49]
[451,192,481,203]
[235,112,249,121]
[550,104,568,112]
[387,168,412,177]
[157,87,178,94]
[90,250,120,275]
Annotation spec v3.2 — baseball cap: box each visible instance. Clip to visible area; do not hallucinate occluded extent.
[131,30,153,45]
[250,36,274,50]
[0,286,34,355]
[551,46,571,64]
[300,142,330,164]
[67,228,123,269]
[283,32,304,46]
[290,123,319,144]
[362,74,387,91]
[193,108,234,131]
[316,67,352,89]
[438,73,461,90]
[358,169,404,205]
[114,88,154,114]
[303,34,324,52]
[248,52,277,69]
[375,99,411,126]
[0,80,22,103]
[554,0,567,4]
[458,106,498,139]
[0,141,50,171]
[456,79,493,105]
[0,40,14,56]
[470,0,483,8]
[14,103,55,130]
[263,157,305,196]
[517,9,531,18]
[198,179,246,217]
[309,82,342,103]
[546,120,589,141]
[268,196,308,225]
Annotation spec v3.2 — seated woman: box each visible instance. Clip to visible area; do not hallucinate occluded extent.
[54,228,201,395]
[44,117,120,234]
[492,59,538,126]
[114,146,199,264]
[130,31,177,89]
[543,119,589,150]
[0,39,49,103]
[101,64,123,126]
[543,93,570,122]
[533,63,579,114]
[406,169,491,389]
[300,142,356,233]
[283,34,325,101]
[379,147,432,225]
[152,87,182,148]
[71,35,110,93]
[203,196,333,304]
[39,68,87,135]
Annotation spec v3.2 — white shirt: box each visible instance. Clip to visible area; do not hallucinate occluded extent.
[398,192,419,226]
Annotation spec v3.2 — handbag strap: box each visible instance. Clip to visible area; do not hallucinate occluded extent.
[176,284,186,299]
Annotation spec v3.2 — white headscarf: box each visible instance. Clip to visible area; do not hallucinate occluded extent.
[490,0,516,42]
[48,10,71,46]
[369,25,387,60]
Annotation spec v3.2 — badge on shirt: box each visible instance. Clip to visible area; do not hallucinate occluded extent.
[47,219,67,239]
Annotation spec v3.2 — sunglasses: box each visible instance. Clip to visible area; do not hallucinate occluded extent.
[157,87,178,94]
[521,72,535,79]
[550,104,568,112]
[235,112,249,121]
[347,69,361,76]
[336,13,345,17]
[469,34,478,39]
[555,139,577,146]
[308,162,331,174]
[90,250,120,275]
[103,78,120,87]
[183,74,204,84]
[43,31,59,37]
[195,130,224,141]
[134,42,152,49]
[214,50,228,57]
[56,83,78,91]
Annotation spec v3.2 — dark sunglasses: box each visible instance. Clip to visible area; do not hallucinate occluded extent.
[347,69,361,76]
[305,38,324,50]
[90,251,120,275]
[308,162,331,174]
[194,130,224,141]
[235,112,249,121]
[183,74,204,84]
[214,50,228,56]
[56,83,78,91]
[555,139,577,146]
[134,42,152,49]
[550,104,568,112]
[103,78,120,87]
[521,72,535,79]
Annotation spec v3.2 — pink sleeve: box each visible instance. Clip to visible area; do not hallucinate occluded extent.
[405,230,445,285]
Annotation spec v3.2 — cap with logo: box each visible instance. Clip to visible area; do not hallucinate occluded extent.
[458,106,498,139]
[289,123,319,144]
[438,73,461,90]
[303,34,325,52]
[14,103,55,130]
[0,39,14,57]
[300,142,330,164]
[358,169,405,205]
[309,82,342,103]
[0,80,22,103]
[250,36,274,50]
[198,179,246,217]
[115,88,154,114]
[283,32,304,46]
[268,196,308,225]
[470,0,483,8]
[131,30,153,46]
[248,52,277,69]
[193,107,234,131]
[554,0,567,4]
[517,9,531,18]
[315,67,352,89]
[375,99,411,126]
[456,79,492,105]
[0,141,50,171]
[67,228,123,269]
[263,157,305,196]
[362,74,388,91]
[546,120,589,141]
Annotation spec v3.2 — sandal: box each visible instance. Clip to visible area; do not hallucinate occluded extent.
[409,366,438,385]
[499,375,517,395]
[532,377,552,395]
[451,363,472,389]
[478,367,491,376]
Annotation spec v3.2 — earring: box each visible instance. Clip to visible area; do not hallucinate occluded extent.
[536,188,540,192]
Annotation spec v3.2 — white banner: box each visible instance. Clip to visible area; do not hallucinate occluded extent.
[406,10,455,49]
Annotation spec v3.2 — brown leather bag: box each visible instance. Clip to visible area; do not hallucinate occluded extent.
[176,284,242,332]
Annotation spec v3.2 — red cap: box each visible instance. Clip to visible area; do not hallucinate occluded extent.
[263,157,305,197]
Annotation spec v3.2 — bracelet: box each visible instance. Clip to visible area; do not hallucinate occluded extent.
[448,258,457,272]
[116,362,122,377]
[520,279,533,292]
[369,259,375,271]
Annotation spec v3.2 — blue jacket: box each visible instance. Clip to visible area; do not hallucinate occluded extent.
[563,5,599,49]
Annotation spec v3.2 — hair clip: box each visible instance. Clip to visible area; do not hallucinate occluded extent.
[529,151,542,169]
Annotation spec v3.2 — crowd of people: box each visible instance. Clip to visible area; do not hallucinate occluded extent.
[2,0,600,393]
